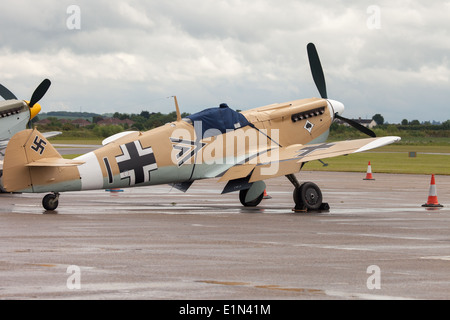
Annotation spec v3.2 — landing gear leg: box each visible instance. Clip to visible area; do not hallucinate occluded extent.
[286,174,304,211]
[286,174,301,189]
[42,192,59,211]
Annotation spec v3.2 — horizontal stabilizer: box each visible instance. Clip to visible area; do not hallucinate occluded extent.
[26,157,85,167]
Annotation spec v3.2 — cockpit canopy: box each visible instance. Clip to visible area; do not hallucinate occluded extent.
[185,103,250,139]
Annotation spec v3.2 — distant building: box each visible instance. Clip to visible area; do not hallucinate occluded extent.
[97,117,135,126]
[36,116,134,128]
[336,117,377,128]
[121,119,135,127]
[36,118,91,127]
[71,118,91,127]
[36,118,51,125]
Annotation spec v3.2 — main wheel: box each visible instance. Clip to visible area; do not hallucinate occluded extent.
[239,189,264,207]
[42,194,59,211]
[293,182,323,211]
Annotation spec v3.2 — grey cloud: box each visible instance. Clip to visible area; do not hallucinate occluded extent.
[0,0,449,123]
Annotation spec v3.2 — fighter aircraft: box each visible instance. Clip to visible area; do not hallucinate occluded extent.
[0,79,61,192]
[0,79,52,148]
[2,43,400,211]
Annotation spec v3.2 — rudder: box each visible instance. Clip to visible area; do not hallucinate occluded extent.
[3,129,62,192]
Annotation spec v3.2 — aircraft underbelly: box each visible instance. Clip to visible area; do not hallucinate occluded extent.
[307,129,330,144]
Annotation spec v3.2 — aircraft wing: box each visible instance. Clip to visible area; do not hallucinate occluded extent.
[219,136,401,183]
[42,131,62,139]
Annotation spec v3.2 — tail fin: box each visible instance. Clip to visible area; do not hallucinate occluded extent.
[3,129,77,192]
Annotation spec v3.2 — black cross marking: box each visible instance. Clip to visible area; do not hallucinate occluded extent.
[30,135,47,155]
[295,142,335,159]
[115,140,157,186]
[103,157,113,184]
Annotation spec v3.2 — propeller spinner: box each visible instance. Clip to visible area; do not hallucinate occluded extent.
[307,43,376,138]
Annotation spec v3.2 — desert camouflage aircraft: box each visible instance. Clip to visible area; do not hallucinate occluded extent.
[2,43,400,211]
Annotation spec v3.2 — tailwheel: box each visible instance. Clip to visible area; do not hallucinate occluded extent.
[239,188,264,207]
[42,193,59,211]
[293,182,327,212]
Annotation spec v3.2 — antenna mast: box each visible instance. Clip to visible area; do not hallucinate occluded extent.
[172,96,181,122]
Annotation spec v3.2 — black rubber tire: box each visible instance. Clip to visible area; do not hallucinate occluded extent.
[293,182,322,210]
[42,194,59,211]
[239,189,264,207]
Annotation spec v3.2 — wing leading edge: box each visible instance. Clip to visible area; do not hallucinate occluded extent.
[219,136,401,183]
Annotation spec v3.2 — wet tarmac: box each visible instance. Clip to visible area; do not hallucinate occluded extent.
[0,171,449,300]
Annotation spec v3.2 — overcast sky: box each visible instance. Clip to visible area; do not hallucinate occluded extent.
[0,0,449,123]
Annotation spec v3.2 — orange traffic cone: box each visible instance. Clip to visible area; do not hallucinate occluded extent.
[263,189,272,199]
[363,161,375,180]
[422,174,443,208]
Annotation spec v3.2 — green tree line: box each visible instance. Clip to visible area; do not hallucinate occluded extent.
[33,111,450,142]
[33,110,191,138]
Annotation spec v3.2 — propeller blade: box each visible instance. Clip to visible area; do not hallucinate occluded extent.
[0,83,18,100]
[29,79,51,107]
[307,43,327,99]
[335,114,376,137]
[306,43,374,137]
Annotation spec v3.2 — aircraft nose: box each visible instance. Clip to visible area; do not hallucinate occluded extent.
[328,99,345,117]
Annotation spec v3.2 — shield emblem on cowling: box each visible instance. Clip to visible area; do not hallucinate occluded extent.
[304,120,314,133]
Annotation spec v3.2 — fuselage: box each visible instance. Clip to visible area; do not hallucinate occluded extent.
[0,100,31,145]
[4,97,338,193]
